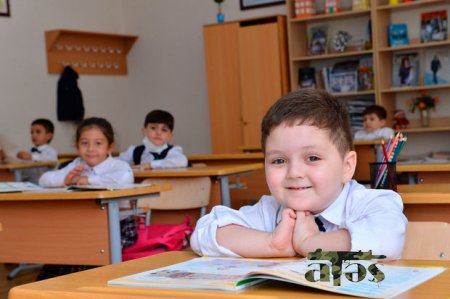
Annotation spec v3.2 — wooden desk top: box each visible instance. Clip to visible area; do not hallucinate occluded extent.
[0,184,171,202]
[134,163,264,178]
[397,163,450,172]
[0,161,56,170]
[398,184,450,204]
[9,251,450,299]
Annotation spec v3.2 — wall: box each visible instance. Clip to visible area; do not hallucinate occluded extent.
[0,0,286,161]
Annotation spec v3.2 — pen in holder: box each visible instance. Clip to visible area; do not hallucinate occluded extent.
[369,162,397,192]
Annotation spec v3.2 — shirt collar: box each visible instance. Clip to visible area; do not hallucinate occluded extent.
[318,181,351,227]
[81,155,113,173]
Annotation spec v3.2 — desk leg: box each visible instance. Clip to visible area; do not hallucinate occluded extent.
[106,201,122,264]
[13,170,21,182]
[219,176,231,207]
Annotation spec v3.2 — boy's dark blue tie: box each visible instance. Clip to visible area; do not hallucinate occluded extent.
[31,147,41,153]
[315,216,326,232]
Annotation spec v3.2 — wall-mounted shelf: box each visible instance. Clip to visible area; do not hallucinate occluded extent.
[45,29,138,75]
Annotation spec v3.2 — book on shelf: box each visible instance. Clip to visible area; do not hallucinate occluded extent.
[108,256,445,298]
[346,98,375,132]
[0,182,42,193]
[298,67,316,89]
[420,10,448,43]
[67,183,152,191]
[358,56,374,91]
[308,25,328,55]
[330,61,359,93]
[424,47,450,85]
[392,52,419,87]
[388,23,409,47]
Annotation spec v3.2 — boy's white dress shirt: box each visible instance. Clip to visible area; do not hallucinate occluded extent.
[354,127,395,141]
[118,145,188,169]
[39,156,133,187]
[30,144,58,162]
[191,180,407,260]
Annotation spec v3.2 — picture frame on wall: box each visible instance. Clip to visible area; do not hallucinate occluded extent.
[0,0,10,17]
[240,0,285,10]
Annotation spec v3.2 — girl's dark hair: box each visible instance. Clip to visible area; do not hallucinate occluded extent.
[261,89,354,158]
[75,117,114,145]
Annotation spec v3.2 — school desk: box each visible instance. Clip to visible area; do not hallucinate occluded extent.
[134,163,263,210]
[398,184,450,222]
[0,161,57,182]
[0,184,170,266]
[397,163,450,184]
[8,250,450,299]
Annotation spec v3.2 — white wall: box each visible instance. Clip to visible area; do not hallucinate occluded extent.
[0,0,286,160]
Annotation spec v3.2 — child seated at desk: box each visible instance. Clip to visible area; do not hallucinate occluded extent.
[354,105,395,162]
[191,89,407,260]
[16,118,58,183]
[16,118,58,163]
[354,105,394,141]
[39,117,133,187]
[118,109,188,170]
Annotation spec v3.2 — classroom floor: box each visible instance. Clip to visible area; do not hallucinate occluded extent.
[0,263,40,299]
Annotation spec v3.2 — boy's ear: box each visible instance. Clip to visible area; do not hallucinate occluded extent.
[46,132,54,143]
[109,142,116,154]
[380,119,387,127]
[342,150,357,183]
[141,127,146,137]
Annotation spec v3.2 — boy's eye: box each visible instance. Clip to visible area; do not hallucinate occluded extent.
[271,158,285,165]
[307,156,320,162]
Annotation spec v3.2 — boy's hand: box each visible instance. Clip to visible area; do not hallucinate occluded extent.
[64,166,85,185]
[131,163,152,171]
[17,151,32,160]
[292,211,320,256]
[270,208,297,256]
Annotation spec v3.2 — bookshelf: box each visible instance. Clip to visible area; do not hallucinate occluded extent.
[286,0,450,135]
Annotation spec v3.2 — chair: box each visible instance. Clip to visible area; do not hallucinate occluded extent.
[402,221,449,260]
[138,177,211,225]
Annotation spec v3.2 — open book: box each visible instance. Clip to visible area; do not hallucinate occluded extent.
[67,183,152,191]
[107,257,445,298]
[0,182,42,193]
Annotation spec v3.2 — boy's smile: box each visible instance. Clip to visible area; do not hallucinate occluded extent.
[264,123,356,214]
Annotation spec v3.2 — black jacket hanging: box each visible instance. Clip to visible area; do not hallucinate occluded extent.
[57,66,85,121]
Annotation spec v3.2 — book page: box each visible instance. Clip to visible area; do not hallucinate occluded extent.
[108,257,446,298]
[0,182,42,193]
[67,183,152,191]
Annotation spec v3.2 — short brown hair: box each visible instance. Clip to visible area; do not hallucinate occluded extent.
[363,105,387,120]
[261,89,354,158]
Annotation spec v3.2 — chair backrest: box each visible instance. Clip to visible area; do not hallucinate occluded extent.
[402,221,449,260]
[138,177,211,213]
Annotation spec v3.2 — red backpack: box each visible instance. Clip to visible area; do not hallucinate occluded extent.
[122,216,193,261]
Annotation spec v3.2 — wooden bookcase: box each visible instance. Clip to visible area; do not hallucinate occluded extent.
[203,16,290,153]
[45,29,138,75]
[286,0,450,134]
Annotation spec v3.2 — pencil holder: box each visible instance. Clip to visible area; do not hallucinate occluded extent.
[369,162,397,192]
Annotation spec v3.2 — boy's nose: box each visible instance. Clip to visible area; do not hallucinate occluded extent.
[287,162,304,178]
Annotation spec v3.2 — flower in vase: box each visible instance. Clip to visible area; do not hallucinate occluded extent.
[406,91,439,113]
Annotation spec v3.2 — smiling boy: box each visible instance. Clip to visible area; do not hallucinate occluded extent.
[191,89,407,260]
[118,110,188,170]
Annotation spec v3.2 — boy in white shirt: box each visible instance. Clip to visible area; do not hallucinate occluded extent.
[16,118,58,163]
[118,110,188,170]
[354,105,395,162]
[191,89,407,260]
[16,118,58,183]
[354,105,394,141]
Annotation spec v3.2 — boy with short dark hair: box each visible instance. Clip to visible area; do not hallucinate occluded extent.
[191,89,407,260]
[17,118,57,162]
[118,109,188,170]
[354,105,394,141]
